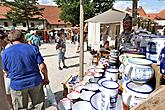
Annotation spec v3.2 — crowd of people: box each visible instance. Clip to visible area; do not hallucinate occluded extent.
[0,29,49,110]
[0,27,83,109]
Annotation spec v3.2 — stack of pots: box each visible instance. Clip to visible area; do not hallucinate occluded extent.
[109,49,119,69]
[121,57,154,109]
[146,36,165,63]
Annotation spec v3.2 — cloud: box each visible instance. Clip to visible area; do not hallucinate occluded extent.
[113,1,132,11]
[113,0,165,13]
[38,0,56,5]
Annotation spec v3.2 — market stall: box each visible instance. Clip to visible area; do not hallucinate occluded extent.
[86,8,129,51]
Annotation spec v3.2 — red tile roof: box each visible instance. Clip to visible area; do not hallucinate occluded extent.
[126,6,146,17]
[38,5,65,24]
[0,5,65,25]
[146,13,157,20]
[126,6,165,20]
[0,5,10,19]
[157,10,165,19]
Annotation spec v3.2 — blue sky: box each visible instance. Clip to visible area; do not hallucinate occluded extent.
[113,0,165,13]
[38,0,165,13]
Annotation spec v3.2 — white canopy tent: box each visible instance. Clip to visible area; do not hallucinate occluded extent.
[86,8,132,50]
[86,8,131,24]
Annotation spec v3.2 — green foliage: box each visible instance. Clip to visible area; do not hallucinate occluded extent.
[3,0,44,30]
[55,0,115,26]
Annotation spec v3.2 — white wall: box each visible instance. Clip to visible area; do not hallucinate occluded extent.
[0,19,44,30]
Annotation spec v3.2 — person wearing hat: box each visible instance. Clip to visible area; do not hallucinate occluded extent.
[27,30,41,48]
[1,30,49,110]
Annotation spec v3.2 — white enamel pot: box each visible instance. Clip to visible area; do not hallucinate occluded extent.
[124,58,154,83]
[105,69,119,82]
[122,81,153,108]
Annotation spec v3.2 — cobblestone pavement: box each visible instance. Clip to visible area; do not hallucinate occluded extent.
[39,40,92,110]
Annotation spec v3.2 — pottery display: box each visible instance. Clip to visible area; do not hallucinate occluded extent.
[90,92,102,110]
[122,81,153,108]
[74,85,85,93]
[72,101,93,110]
[80,89,95,101]
[67,91,80,100]
[105,69,119,82]
[119,53,145,65]
[124,58,154,83]
[146,37,165,63]
[99,80,119,110]
[84,83,99,91]
[89,77,100,83]
[58,98,73,110]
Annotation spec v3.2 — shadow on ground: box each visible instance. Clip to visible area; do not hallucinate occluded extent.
[43,54,57,58]
[67,63,80,68]
[66,55,79,59]
[67,63,87,68]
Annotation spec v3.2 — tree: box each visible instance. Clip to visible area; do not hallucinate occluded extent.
[55,0,115,26]
[2,0,44,31]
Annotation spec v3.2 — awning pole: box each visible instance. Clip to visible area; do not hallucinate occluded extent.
[79,0,84,80]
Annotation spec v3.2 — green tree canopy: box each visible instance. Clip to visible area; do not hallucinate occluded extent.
[55,0,115,26]
[2,0,44,31]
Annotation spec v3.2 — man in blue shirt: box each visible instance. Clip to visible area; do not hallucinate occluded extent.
[1,30,49,110]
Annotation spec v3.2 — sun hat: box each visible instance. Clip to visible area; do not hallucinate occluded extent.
[25,33,32,41]
[27,35,33,41]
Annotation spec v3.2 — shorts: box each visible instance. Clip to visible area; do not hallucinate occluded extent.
[57,49,65,62]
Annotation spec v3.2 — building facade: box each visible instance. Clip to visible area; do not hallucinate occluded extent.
[0,4,71,31]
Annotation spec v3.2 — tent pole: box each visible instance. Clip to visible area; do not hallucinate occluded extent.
[132,0,138,27]
[79,0,84,80]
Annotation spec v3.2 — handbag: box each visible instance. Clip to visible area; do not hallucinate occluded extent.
[44,85,57,106]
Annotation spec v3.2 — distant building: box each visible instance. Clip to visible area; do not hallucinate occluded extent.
[0,4,71,31]
[126,6,165,35]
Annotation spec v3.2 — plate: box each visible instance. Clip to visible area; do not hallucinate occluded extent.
[80,90,95,101]
[67,91,80,100]
[84,83,99,91]
[89,77,100,83]
[72,101,93,110]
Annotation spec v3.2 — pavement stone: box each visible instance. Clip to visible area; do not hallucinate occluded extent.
[39,40,93,110]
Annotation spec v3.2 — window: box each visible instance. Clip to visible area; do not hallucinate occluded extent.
[31,23,34,27]
[4,22,8,27]
[13,23,17,27]
[22,23,26,27]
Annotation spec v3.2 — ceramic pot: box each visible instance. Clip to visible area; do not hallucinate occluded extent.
[99,80,119,110]
[146,37,165,63]
[105,69,119,82]
[90,92,102,110]
[119,53,145,65]
[122,81,153,108]
[124,58,154,83]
